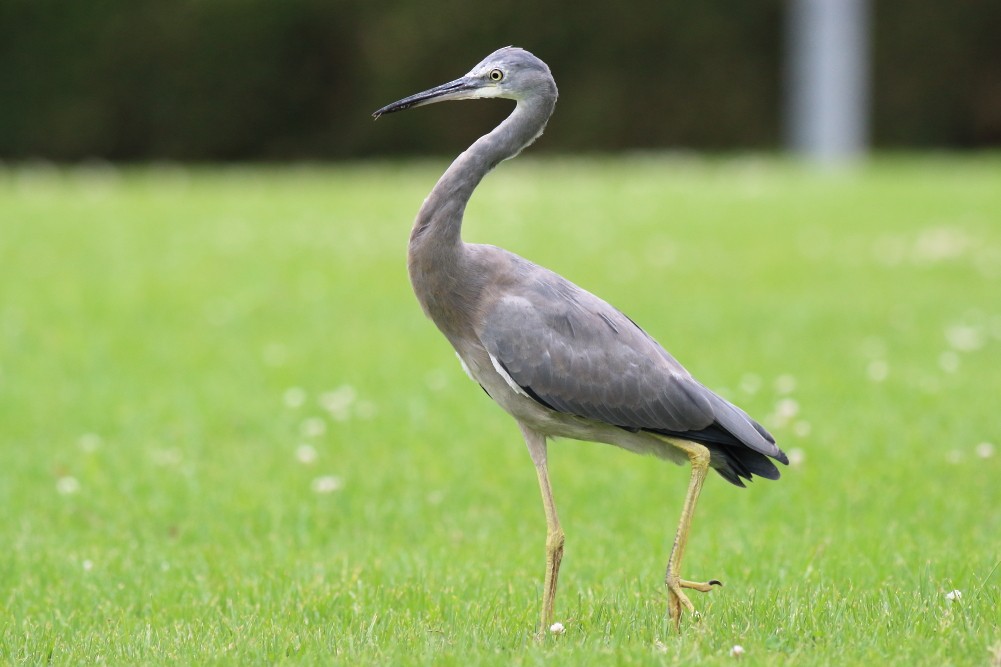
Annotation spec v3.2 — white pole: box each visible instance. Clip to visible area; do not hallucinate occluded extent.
[786,0,870,163]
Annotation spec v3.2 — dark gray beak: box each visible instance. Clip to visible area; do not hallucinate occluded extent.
[372,76,480,119]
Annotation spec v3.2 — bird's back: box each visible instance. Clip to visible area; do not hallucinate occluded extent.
[454,245,787,486]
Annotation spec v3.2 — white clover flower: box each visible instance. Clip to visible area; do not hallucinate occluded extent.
[945,589,962,602]
[945,324,985,352]
[730,644,745,657]
[311,475,343,494]
[262,343,288,367]
[866,359,889,382]
[82,559,94,572]
[300,417,327,438]
[787,448,806,466]
[319,385,357,421]
[549,622,565,635]
[939,351,960,373]
[283,387,307,409]
[775,398,800,420]
[56,476,80,495]
[774,374,796,394]
[295,444,318,464]
[151,448,182,467]
[78,433,102,452]
[975,442,995,459]
[768,397,801,429]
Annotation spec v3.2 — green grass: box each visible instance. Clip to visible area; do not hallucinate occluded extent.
[1,156,999,665]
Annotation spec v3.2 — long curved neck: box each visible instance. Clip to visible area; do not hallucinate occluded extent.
[410,95,555,249]
[407,93,556,326]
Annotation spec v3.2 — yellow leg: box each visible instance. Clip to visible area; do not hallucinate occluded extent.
[519,424,565,635]
[664,439,721,631]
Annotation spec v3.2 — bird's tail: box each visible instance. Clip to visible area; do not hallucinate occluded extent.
[648,389,788,487]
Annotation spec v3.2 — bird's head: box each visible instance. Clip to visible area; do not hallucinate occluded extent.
[373,46,557,118]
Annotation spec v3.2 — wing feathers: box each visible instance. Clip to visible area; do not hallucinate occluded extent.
[478,269,787,484]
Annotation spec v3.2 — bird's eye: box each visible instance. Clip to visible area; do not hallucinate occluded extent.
[489,69,504,82]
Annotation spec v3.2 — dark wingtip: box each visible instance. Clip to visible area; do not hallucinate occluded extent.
[714,466,747,487]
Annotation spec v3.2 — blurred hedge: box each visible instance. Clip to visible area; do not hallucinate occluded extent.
[0,0,998,160]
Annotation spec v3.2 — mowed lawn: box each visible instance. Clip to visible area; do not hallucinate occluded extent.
[1,157,999,665]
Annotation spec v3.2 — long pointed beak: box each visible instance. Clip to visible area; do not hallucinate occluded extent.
[372,76,480,119]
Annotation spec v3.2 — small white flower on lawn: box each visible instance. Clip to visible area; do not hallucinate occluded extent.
[774,374,796,394]
[319,385,357,421]
[787,448,806,466]
[945,324,985,352]
[945,589,962,602]
[768,398,800,428]
[151,448,183,467]
[730,644,745,657]
[939,350,960,373]
[284,387,307,409]
[295,444,317,464]
[311,475,343,494]
[549,622,565,635]
[861,335,887,358]
[56,476,80,495]
[775,398,799,420]
[975,442,995,459]
[793,420,812,438]
[262,343,288,367]
[989,641,1001,667]
[300,417,326,438]
[82,559,94,572]
[866,359,889,382]
[78,433,102,452]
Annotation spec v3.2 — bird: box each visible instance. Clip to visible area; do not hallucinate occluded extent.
[373,46,788,633]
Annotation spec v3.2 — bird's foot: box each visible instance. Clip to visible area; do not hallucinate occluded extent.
[666,575,722,631]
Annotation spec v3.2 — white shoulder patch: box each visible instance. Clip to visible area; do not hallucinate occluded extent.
[455,353,475,382]
[488,353,530,398]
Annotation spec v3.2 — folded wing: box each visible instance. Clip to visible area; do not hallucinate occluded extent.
[477,269,788,486]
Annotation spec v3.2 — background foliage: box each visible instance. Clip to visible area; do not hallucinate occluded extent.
[1,0,1000,160]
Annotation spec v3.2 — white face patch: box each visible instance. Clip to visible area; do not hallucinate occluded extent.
[472,85,504,99]
[462,69,506,99]
[488,353,529,398]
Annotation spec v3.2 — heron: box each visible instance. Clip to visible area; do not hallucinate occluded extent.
[373,46,788,633]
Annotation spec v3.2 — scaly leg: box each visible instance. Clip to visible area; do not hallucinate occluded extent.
[519,423,565,635]
[664,439,721,631]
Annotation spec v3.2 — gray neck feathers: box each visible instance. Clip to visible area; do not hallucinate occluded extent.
[407,93,556,330]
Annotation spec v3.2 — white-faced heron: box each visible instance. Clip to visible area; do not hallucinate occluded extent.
[373,46,788,633]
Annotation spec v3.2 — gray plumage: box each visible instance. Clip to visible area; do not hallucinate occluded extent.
[478,257,786,486]
[374,46,788,632]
